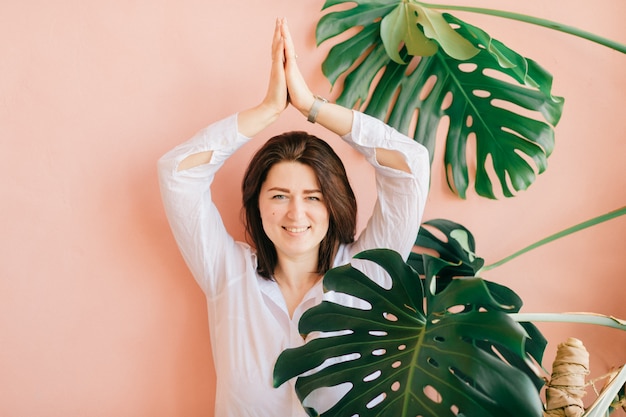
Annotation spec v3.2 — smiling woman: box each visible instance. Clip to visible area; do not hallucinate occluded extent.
[157,18,430,417]
[258,160,332,317]
[243,130,357,284]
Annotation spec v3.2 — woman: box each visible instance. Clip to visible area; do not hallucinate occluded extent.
[158,18,430,417]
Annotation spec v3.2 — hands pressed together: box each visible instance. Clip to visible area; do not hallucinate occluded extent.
[237,18,353,139]
[178,19,408,176]
[264,17,316,120]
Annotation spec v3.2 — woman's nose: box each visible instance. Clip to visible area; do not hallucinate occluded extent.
[287,199,304,220]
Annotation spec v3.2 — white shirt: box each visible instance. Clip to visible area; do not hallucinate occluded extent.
[158,111,429,417]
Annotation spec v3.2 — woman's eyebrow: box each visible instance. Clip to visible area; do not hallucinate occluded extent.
[266,186,322,194]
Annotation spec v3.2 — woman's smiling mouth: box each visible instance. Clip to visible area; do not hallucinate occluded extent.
[283,226,310,233]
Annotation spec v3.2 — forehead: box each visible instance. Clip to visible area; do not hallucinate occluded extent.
[262,161,320,190]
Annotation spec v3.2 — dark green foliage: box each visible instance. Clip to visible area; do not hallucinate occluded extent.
[274,245,546,416]
[317,0,564,198]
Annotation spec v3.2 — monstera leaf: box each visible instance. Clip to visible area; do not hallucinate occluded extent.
[273,249,545,417]
[317,0,564,198]
[410,218,547,388]
[408,219,484,283]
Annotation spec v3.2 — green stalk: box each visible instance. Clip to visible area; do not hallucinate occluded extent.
[510,312,626,331]
[418,2,626,54]
[482,206,626,271]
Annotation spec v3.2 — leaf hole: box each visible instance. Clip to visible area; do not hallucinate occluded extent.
[433,336,445,343]
[310,329,353,340]
[465,115,473,128]
[366,392,386,409]
[423,385,442,403]
[383,312,398,322]
[325,290,372,310]
[490,345,510,365]
[440,91,453,110]
[492,98,544,122]
[451,404,460,415]
[459,129,477,191]
[392,360,402,368]
[480,152,506,198]
[419,75,438,101]
[303,383,353,414]
[363,370,382,382]
[369,330,388,337]
[398,344,407,351]
[420,222,449,241]
[482,67,518,84]
[405,56,421,77]
[408,108,419,141]
[449,366,474,385]
[458,63,477,73]
[472,89,491,98]
[447,305,465,314]
[391,381,401,392]
[427,357,439,368]
[384,86,403,124]
[372,348,386,356]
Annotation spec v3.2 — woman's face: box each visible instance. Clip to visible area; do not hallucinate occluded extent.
[258,161,330,263]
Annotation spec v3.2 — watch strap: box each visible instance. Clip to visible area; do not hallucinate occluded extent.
[307,95,328,123]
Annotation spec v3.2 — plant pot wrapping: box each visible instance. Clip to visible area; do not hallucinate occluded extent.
[544,337,590,417]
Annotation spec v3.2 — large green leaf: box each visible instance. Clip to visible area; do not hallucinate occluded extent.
[273,249,544,417]
[317,1,564,198]
[409,218,547,387]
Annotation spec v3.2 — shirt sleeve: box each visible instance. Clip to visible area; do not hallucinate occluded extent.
[341,110,430,261]
[157,113,252,295]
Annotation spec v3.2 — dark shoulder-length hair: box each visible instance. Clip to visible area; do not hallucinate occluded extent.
[242,131,357,280]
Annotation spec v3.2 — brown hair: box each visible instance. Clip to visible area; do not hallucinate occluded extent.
[242,131,357,279]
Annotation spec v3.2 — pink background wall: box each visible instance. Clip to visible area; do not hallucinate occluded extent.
[1,0,624,415]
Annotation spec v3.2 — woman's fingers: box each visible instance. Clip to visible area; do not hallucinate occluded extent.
[261,18,288,114]
[280,19,313,113]
[272,17,285,63]
[281,18,297,61]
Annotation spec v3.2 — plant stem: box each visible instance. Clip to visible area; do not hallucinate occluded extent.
[482,206,626,271]
[510,312,626,331]
[418,2,626,54]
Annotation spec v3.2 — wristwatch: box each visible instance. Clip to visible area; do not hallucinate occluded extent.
[307,95,328,123]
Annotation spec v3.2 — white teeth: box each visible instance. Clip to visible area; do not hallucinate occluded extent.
[285,226,308,233]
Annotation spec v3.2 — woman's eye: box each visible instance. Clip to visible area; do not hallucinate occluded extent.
[307,196,322,201]
[272,194,287,200]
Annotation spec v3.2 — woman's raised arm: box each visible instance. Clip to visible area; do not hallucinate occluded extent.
[237,18,289,137]
[177,18,289,172]
[280,20,410,173]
